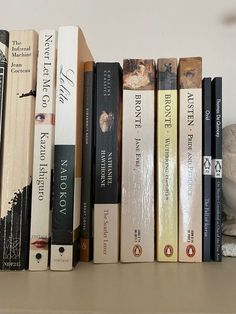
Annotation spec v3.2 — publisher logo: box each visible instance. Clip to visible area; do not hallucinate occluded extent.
[133,244,142,257]
[203,156,212,175]
[164,245,173,257]
[212,159,222,178]
[186,245,196,258]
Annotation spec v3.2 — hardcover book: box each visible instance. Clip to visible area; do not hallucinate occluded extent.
[178,57,202,262]
[80,61,95,262]
[157,58,178,262]
[121,59,155,262]
[0,30,38,270]
[211,77,222,262]
[93,62,122,263]
[29,30,57,270]
[51,26,93,270]
[202,77,212,262]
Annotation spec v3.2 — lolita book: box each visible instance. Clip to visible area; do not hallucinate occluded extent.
[51,26,93,270]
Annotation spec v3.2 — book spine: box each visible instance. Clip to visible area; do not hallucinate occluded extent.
[157,58,178,262]
[0,30,9,269]
[51,27,93,270]
[0,30,38,270]
[178,57,202,262]
[29,30,57,270]
[202,77,212,262]
[80,61,95,262]
[121,59,155,262]
[0,30,9,158]
[211,77,222,262]
[51,26,79,271]
[93,63,122,263]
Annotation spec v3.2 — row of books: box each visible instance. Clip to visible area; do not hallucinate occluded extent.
[0,26,222,271]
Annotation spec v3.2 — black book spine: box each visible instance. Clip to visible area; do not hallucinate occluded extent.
[211,77,222,262]
[80,61,95,262]
[94,63,122,204]
[52,146,74,245]
[202,78,212,262]
[0,30,9,269]
[0,30,9,162]
[93,62,122,263]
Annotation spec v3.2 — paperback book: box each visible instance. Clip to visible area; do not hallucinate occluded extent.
[51,26,93,270]
[157,58,178,262]
[94,62,122,263]
[0,30,9,160]
[178,57,202,262]
[29,30,57,270]
[121,59,155,262]
[0,30,38,270]
[211,77,222,262]
[202,77,212,262]
[80,61,95,262]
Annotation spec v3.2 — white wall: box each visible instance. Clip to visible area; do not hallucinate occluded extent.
[1,0,236,126]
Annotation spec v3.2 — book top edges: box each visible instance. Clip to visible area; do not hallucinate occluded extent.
[157,58,177,90]
[178,57,202,89]
[123,59,155,90]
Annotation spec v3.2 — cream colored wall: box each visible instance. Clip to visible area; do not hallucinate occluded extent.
[1,0,236,126]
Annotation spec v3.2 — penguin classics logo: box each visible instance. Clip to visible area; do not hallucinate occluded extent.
[186,244,196,258]
[164,245,173,257]
[133,244,142,257]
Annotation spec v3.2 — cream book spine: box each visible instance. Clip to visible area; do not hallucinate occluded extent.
[178,57,202,262]
[121,59,155,262]
[157,58,178,262]
[0,30,38,270]
[29,30,57,271]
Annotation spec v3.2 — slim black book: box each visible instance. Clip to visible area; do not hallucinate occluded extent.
[94,62,122,263]
[211,77,222,262]
[202,78,212,261]
[80,61,95,262]
[0,30,8,162]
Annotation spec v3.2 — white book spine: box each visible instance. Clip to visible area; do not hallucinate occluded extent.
[29,30,57,270]
[50,26,79,271]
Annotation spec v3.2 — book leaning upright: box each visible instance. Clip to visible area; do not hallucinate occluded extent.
[0,30,38,270]
[121,59,155,262]
[178,57,202,262]
[157,58,178,262]
[51,26,93,270]
[29,30,57,271]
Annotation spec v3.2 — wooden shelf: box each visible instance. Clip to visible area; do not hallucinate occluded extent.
[0,258,236,314]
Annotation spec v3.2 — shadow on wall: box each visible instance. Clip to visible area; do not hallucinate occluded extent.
[221,12,236,25]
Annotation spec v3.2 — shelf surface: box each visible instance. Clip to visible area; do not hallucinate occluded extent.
[0,258,236,314]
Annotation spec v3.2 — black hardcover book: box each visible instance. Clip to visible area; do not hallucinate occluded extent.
[93,62,122,263]
[80,61,95,262]
[202,78,212,262]
[211,77,222,262]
